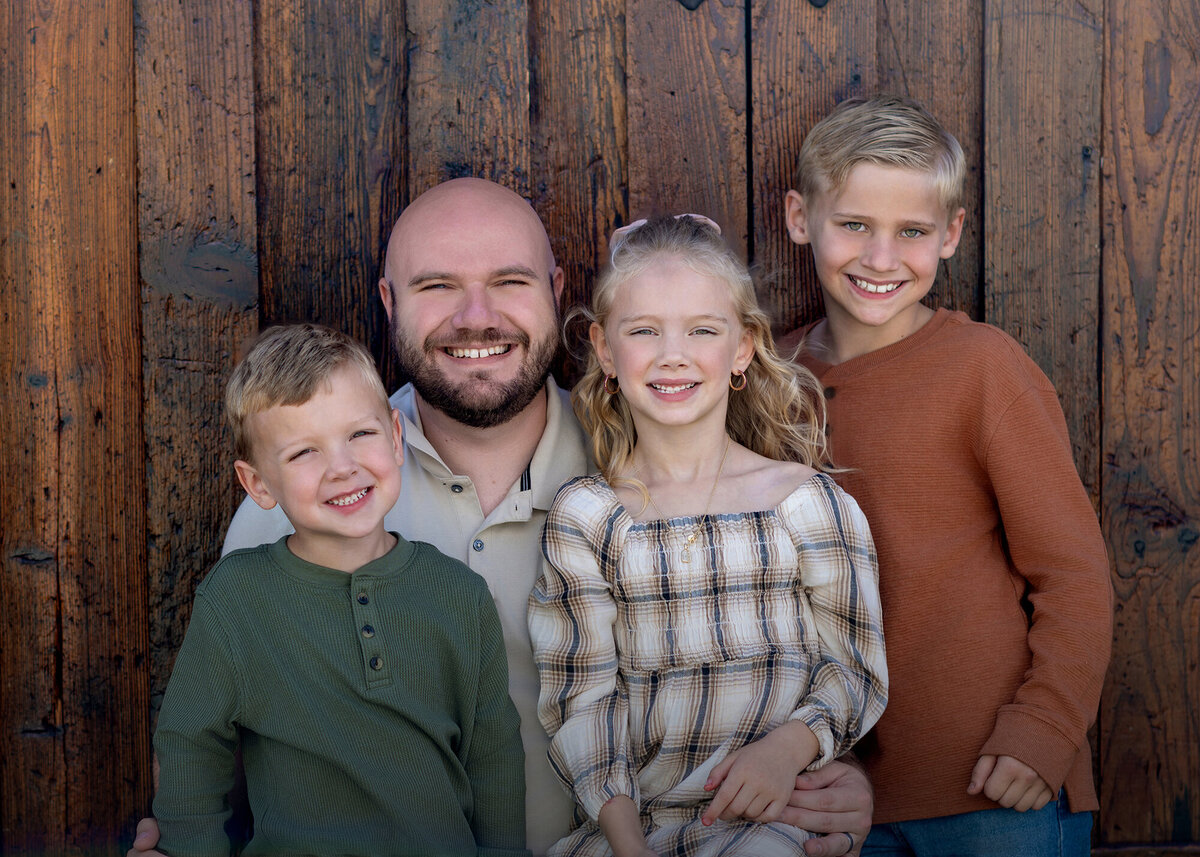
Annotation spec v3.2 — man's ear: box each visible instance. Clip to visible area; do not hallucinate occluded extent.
[389,409,405,467]
[784,190,812,246]
[378,278,395,321]
[589,321,616,377]
[234,460,278,511]
[551,265,565,307]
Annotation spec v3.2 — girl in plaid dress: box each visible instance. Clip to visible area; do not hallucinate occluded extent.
[528,215,888,857]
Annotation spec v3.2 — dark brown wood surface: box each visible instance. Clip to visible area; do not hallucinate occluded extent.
[984,0,1103,501]
[136,0,259,727]
[1100,0,1200,846]
[1,1,1196,853]
[1,2,151,852]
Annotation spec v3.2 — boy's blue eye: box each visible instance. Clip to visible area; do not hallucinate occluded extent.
[351,429,375,439]
[901,227,926,238]
[844,221,867,233]
[288,448,313,462]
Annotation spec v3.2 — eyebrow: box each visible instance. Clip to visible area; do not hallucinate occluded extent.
[406,265,542,289]
[617,312,729,325]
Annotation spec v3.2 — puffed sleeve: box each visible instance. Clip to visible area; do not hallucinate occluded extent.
[782,475,888,767]
[527,478,638,821]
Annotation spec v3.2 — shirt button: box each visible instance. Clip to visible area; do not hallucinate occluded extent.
[356,592,369,605]
[472,539,485,552]
[450,484,464,494]
[361,625,375,638]
[369,656,384,670]
[824,386,836,399]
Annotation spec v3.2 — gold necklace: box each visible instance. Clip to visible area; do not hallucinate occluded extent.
[644,437,731,564]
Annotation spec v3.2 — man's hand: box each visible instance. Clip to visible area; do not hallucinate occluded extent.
[968,754,1053,812]
[777,758,872,857]
[126,817,165,857]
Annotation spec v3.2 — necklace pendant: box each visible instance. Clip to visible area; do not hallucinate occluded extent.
[682,532,698,563]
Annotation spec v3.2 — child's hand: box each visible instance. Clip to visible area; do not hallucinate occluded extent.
[968,754,1054,812]
[702,721,819,825]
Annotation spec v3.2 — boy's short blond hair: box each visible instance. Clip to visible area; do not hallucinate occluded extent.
[226,323,390,462]
[793,93,966,215]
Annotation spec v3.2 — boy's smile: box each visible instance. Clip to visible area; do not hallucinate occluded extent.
[786,163,965,362]
[233,365,405,572]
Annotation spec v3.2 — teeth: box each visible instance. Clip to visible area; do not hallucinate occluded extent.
[851,276,901,294]
[446,344,511,359]
[652,382,696,394]
[328,488,369,507]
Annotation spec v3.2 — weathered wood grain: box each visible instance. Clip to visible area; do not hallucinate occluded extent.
[879,0,984,320]
[135,0,259,739]
[749,0,875,334]
[626,0,749,258]
[1100,0,1200,845]
[0,1,149,852]
[255,0,406,385]
[529,0,628,363]
[405,0,532,198]
[983,0,1102,498]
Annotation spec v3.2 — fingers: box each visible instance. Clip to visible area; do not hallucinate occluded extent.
[701,779,739,826]
[967,754,996,795]
[802,831,857,857]
[704,753,735,792]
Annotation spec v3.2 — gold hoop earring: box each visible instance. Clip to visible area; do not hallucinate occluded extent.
[604,375,620,395]
[729,370,747,391]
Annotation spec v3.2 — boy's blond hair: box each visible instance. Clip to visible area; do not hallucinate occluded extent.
[793,93,966,214]
[226,323,390,461]
[571,215,832,493]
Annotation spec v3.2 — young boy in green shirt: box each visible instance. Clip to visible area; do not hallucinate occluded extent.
[153,323,529,857]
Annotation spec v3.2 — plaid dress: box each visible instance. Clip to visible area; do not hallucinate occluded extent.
[529,472,887,857]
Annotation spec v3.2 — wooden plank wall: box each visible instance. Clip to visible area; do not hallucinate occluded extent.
[1,1,1196,854]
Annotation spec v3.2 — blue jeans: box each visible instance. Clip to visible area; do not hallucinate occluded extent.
[861,794,1092,857]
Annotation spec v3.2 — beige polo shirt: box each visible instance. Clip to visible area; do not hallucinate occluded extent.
[221,379,590,856]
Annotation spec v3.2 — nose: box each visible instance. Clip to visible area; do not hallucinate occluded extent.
[861,234,901,273]
[656,329,690,368]
[452,283,503,330]
[327,444,358,479]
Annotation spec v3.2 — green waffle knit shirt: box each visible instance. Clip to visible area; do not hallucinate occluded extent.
[153,534,529,857]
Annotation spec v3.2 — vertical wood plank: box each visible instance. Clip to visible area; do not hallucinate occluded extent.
[255,0,407,386]
[626,0,748,258]
[405,0,532,197]
[0,1,149,852]
[135,0,259,735]
[750,0,876,334]
[529,0,628,346]
[1100,0,1200,846]
[878,0,984,320]
[983,0,1102,497]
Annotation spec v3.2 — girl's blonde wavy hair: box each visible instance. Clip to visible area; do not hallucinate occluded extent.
[571,215,832,484]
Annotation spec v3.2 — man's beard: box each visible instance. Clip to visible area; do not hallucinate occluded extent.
[392,324,558,429]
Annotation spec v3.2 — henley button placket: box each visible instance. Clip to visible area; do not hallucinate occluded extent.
[351,583,388,684]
